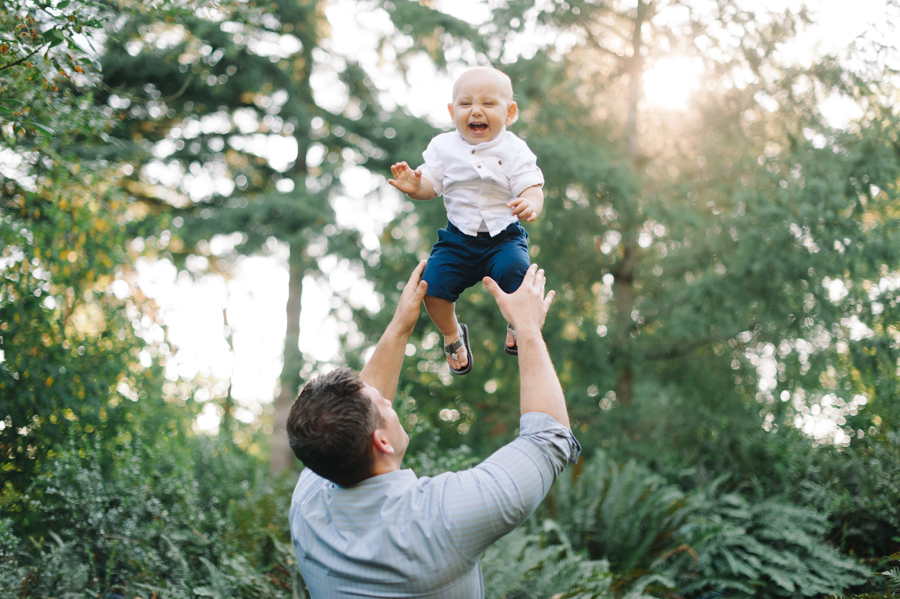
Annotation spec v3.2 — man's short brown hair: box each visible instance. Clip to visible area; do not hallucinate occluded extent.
[287,368,383,487]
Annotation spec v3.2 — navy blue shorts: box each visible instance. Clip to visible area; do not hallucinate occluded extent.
[423,221,530,302]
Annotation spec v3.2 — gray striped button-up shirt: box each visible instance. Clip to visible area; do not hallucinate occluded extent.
[288,412,580,598]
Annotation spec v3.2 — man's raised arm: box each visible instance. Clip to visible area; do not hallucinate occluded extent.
[483,264,568,428]
[360,260,428,401]
[438,265,573,562]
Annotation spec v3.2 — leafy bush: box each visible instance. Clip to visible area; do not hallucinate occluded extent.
[1,438,300,599]
[546,451,870,597]
[482,524,616,599]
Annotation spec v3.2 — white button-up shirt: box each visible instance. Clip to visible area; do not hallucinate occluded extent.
[418,130,544,237]
[289,412,580,599]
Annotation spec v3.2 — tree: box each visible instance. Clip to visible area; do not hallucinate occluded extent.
[364,0,900,485]
[0,0,178,502]
[92,0,443,474]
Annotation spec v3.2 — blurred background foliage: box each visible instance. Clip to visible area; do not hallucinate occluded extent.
[2,0,900,597]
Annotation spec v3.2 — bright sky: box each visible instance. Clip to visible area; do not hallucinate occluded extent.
[135,0,894,436]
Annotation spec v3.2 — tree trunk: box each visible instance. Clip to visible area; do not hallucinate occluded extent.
[270,252,306,476]
[613,0,650,407]
[221,309,236,443]
[269,63,312,474]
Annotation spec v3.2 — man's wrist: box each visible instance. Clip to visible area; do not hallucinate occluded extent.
[512,325,542,346]
[386,317,415,340]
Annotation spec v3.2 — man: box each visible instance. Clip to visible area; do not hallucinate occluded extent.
[287,260,580,598]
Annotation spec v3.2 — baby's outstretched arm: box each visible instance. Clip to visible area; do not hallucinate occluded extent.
[509,185,544,222]
[389,162,437,201]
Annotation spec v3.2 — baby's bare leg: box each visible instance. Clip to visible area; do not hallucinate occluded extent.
[506,325,516,350]
[424,296,468,370]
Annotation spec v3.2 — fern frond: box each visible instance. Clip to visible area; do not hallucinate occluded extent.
[193,557,235,599]
[163,535,193,589]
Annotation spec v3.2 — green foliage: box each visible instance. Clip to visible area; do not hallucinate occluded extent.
[0,437,302,599]
[786,430,900,561]
[0,0,106,139]
[0,0,214,504]
[0,142,172,496]
[391,391,480,477]
[481,525,615,599]
[366,0,900,574]
[546,451,870,597]
[548,451,690,577]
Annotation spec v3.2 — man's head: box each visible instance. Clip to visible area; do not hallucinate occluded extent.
[449,67,518,145]
[287,368,408,487]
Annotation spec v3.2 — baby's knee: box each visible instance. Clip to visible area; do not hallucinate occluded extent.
[494,264,529,294]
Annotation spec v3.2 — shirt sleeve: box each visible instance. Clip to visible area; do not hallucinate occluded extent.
[508,139,544,198]
[418,136,445,196]
[438,412,580,561]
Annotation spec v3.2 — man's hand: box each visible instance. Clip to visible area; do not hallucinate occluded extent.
[483,264,568,428]
[483,264,554,336]
[361,260,428,401]
[508,186,543,222]
[391,259,428,337]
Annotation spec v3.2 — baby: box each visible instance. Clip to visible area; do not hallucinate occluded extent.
[389,66,544,375]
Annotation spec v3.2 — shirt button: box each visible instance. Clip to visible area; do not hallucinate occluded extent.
[471,150,475,154]
[476,164,481,168]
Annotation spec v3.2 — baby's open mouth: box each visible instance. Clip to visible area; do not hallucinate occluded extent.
[468,122,488,133]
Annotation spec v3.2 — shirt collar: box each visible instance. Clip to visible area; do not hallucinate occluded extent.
[455,127,508,151]
[334,468,418,495]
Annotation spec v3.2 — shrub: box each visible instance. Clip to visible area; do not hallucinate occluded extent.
[1,438,299,599]
[546,451,870,597]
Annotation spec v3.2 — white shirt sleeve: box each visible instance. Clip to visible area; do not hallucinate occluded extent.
[507,138,544,198]
[418,136,446,196]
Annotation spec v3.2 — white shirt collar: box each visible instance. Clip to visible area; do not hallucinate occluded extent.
[455,127,508,151]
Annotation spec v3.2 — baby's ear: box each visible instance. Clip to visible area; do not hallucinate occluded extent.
[505,101,519,126]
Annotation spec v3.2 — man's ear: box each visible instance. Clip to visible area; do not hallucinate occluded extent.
[373,428,395,456]
[505,101,518,126]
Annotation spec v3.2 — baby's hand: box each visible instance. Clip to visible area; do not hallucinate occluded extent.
[389,162,423,196]
[509,195,539,222]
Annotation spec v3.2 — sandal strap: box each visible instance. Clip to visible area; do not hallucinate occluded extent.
[444,337,464,355]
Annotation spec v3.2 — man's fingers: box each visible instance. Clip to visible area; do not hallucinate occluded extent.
[524,264,541,291]
[406,260,427,288]
[482,276,505,299]
[539,289,555,328]
[412,279,427,302]
[543,289,555,313]
[521,263,538,288]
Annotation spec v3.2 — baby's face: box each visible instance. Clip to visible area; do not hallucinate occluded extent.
[448,70,517,145]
